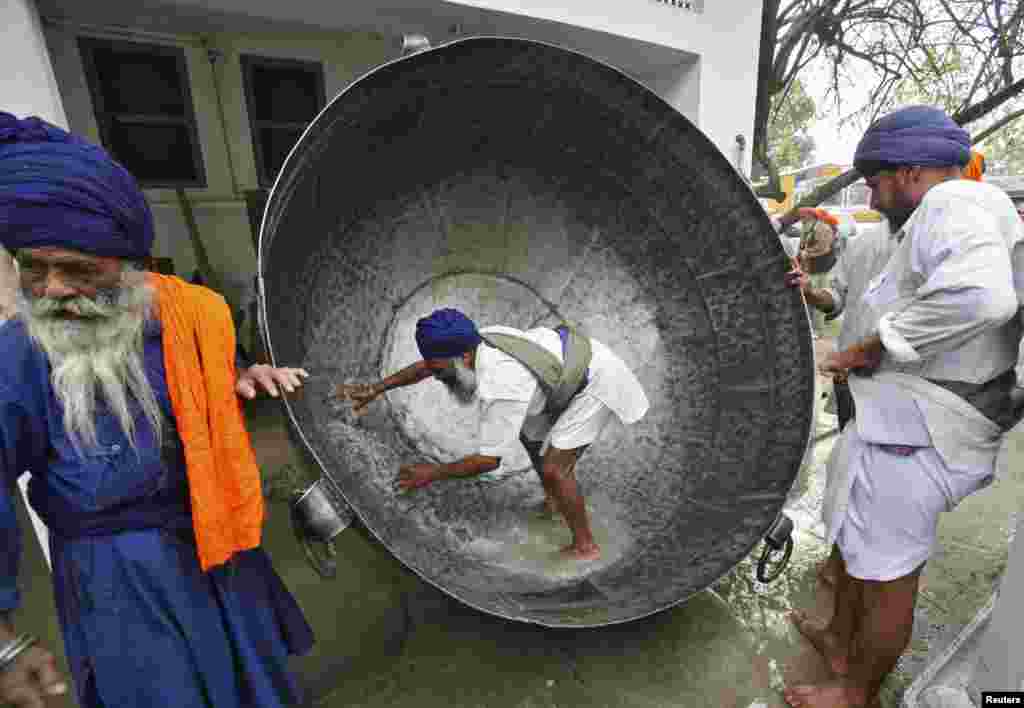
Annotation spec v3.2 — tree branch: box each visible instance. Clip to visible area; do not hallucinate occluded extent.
[954,76,1024,125]
[972,108,1024,145]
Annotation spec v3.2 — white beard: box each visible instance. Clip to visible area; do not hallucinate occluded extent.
[446,357,478,404]
[19,267,164,454]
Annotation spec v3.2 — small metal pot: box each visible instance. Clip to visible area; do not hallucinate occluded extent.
[290,477,353,579]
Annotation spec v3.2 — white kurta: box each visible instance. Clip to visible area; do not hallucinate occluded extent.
[824,179,1024,579]
[824,221,899,350]
[474,326,649,457]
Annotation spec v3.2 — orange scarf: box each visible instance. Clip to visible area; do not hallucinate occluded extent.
[964,150,985,181]
[148,273,264,571]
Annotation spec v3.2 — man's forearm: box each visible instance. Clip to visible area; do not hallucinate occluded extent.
[805,287,836,312]
[840,334,884,370]
[377,361,435,392]
[436,455,501,480]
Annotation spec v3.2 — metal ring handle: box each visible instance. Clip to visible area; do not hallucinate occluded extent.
[756,536,794,583]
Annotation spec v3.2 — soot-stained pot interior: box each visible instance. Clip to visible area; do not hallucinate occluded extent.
[258,37,815,627]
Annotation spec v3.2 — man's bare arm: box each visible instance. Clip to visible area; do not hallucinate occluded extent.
[805,287,836,312]
[436,455,501,479]
[342,360,443,412]
[398,455,501,490]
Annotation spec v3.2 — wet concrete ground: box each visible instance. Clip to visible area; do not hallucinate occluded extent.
[13,325,1023,708]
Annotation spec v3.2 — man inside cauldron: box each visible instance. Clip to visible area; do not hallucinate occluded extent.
[345,308,649,561]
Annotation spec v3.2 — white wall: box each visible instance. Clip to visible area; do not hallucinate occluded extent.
[0,0,69,570]
[643,58,701,128]
[2,0,67,126]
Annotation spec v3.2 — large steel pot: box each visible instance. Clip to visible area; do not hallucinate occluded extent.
[258,37,815,627]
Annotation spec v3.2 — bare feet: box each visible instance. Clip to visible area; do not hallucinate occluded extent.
[783,679,875,708]
[790,610,849,676]
[561,541,601,561]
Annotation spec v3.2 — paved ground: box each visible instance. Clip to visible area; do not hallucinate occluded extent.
[12,321,1022,708]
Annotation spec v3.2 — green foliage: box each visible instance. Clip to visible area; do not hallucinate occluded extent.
[768,78,817,171]
[978,117,1024,175]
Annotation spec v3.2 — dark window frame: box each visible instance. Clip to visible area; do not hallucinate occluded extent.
[78,36,207,189]
[240,54,326,188]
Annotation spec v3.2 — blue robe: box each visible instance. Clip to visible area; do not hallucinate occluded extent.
[0,318,313,707]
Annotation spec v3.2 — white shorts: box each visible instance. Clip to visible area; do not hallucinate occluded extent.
[520,391,614,451]
[836,437,949,581]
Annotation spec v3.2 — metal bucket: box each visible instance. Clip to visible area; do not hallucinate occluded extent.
[290,477,353,579]
[257,37,815,626]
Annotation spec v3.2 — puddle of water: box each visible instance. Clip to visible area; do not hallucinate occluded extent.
[463,495,632,581]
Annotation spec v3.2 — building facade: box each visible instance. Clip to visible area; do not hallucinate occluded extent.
[7,0,763,313]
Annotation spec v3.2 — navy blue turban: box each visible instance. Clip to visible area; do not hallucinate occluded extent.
[415,308,482,360]
[0,112,154,259]
[854,105,971,175]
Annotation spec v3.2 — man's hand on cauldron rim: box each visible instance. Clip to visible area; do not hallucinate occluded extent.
[785,257,811,294]
[237,364,310,399]
[337,383,385,415]
[397,463,439,491]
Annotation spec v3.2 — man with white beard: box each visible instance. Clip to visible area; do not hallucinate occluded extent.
[346,308,649,561]
[0,112,314,708]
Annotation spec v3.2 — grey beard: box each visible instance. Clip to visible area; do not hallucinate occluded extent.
[19,268,164,454]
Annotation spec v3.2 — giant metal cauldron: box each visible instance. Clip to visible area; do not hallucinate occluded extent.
[257,37,815,627]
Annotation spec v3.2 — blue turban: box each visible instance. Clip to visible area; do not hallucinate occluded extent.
[415,308,482,360]
[0,112,154,259]
[854,105,971,175]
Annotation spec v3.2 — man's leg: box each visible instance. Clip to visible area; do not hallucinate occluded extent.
[818,379,853,589]
[784,565,921,708]
[519,434,558,516]
[791,544,856,677]
[540,445,599,560]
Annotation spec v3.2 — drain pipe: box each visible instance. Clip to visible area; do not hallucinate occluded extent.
[735,134,747,179]
[175,187,222,295]
[204,43,242,198]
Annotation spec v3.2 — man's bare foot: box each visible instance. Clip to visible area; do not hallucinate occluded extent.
[561,542,601,561]
[783,679,876,708]
[790,610,849,676]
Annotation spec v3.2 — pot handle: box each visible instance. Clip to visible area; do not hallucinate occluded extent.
[289,489,344,580]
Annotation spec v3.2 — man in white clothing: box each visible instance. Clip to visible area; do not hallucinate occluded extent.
[345,308,649,561]
[784,106,1024,708]
[786,218,898,591]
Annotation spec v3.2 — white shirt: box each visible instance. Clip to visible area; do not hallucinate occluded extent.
[862,179,1024,384]
[474,326,649,457]
[770,216,802,258]
[825,221,899,351]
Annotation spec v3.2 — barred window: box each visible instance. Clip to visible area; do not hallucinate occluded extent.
[241,55,326,188]
[78,37,206,188]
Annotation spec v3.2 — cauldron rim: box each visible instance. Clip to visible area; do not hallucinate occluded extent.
[255,36,817,627]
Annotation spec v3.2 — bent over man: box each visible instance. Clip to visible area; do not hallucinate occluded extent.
[784,106,1024,708]
[347,308,649,561]
[0,113,314,708]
